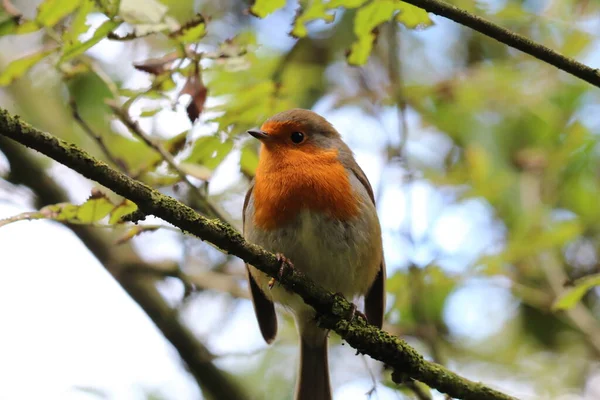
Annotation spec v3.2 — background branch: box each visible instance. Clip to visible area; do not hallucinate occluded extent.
[0,134,250,400]
[404,0,600,88]
[0,108,516,400]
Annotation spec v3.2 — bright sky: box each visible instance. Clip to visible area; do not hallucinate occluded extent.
[2,3,600,400]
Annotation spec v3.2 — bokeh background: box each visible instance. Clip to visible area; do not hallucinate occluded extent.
[1,0,600,399]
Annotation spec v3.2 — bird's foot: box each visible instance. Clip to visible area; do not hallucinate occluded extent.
[334,292,367,322]
[268,253,294,290]
[348,303,367,322]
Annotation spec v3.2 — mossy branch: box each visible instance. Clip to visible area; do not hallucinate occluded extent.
[404,0,600,88]
[0,107,516,400]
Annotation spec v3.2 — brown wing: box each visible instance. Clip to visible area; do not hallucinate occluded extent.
[243,184,278,343]
[348,164,386,329]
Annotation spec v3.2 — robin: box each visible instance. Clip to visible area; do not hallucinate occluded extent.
[243,109,385,400]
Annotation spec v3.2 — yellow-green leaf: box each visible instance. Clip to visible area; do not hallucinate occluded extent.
[168,13,206,43]
[60,20,121,63]
[0,192,138,228]
[347,0,432,65]
[292,0,335,38]
[62,0,95,47]
[250,0,286,18]
[178,162,213,180]
[116,225,160,245]
[96,0,120,17]
[240,143,259,176]
[183,136,234,170]
[0,13,19,37]
[395,2,432,29]
[14,20,43,34]
[36,0,83,27]
[108,199,138,224]
[349,0,401,65]
[328,0,369,7]
[347,0,396,65]
[553,274,600,311]
[140,108,162,117]
[119,0,167,24]
[163,130,188,155]
[75,196,116,223]
[0,49,54,86]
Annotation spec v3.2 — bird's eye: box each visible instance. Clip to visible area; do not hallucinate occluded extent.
[290,131,305,144]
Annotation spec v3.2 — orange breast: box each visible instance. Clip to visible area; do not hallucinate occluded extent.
[252,145,359,230]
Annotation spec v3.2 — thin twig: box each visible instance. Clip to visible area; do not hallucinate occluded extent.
[69,98,128,174]
[109,104,223,220]
[386,23,409,160]
[405,380,434,400]
[403,0,600,88]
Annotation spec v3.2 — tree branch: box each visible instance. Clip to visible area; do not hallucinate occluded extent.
[0,134,250,400]
[0,108,516,400]
[118,269,250,400]
[403,0,600,88]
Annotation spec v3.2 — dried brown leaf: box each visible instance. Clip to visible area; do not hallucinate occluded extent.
[179,62,207,123]
[133,52,180,75]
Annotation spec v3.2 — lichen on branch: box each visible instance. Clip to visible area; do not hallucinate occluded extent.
[0,107,516,400]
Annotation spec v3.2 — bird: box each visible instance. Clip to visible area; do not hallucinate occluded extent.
[243,108,385,400]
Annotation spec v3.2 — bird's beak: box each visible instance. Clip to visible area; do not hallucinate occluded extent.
[247,129,270,141]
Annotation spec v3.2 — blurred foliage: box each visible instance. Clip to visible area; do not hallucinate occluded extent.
[1,0,600,399]
[0,189,137,228]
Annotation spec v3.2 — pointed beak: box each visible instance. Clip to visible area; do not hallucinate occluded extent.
[247,129,270,141]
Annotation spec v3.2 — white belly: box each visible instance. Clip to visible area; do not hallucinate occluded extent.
[246,205,381,316]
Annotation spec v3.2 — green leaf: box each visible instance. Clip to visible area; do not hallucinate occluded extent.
[250,0,286,18]
[0,13,19,37]
[62,0,95,47]
[118,0,178,37]
[73,196,116,223]
[183,136,234,170]
[119,0,167,24]
[0,49,54,86]
[163,130,188,155]
[347,0,397,65]
[108,199,138,224]
[395,2,432,29]
[328,0,369,7]
[140,108,162,117]
[347,0,432,65]
[168,13,206,44]
[36,0,83,27]
[240,143,259,176]
[0,192,138,228]
[96,0,120,17]
[116,225,160,244]
[14,20,43,34]
[291,0,335,38]
[60,19,121,63]
[553,274,600,311]
[178,162,213,180]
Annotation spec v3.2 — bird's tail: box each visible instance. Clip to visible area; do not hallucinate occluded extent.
[295,326,331,400]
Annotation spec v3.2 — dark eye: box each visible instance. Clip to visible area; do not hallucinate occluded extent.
[291,131,305,144]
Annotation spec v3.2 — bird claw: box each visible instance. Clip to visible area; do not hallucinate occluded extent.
[268,253,294,290]
[334,292,367,323]
[351,306,367,322]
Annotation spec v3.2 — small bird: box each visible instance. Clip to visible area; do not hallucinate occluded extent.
[243,109,385,400]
